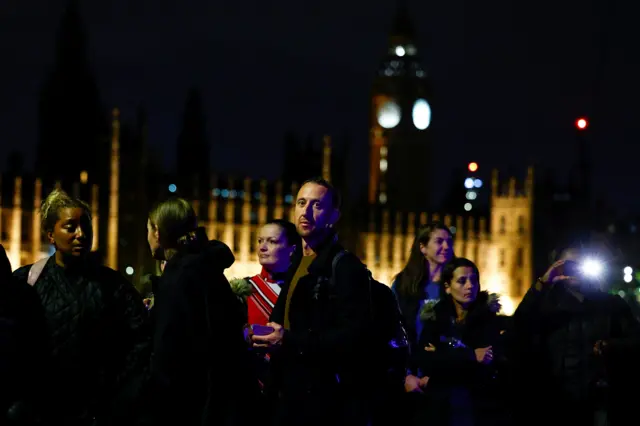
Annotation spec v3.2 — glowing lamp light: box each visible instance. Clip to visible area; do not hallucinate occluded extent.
[464,178,475,189]
[624,274,633,283]
[474,179,483,188]
[395,46,405,57]
[468,162,478,172]
[624,266,633,275]
[581,258,603,278]
[168,184,177,193]
[576,118,588,130]
[125,266,134,276]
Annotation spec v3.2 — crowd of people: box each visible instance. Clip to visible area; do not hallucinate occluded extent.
[1,177,640,426]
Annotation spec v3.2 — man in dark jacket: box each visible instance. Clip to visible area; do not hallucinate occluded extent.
[512,243,640,426]
[252,178,375,426]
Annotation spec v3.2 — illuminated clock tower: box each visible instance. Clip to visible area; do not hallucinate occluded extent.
[369,2,433,211]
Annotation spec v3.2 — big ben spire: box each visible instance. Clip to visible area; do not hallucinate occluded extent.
[369,0,433,211]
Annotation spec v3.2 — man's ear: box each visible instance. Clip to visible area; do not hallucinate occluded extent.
[47,231,55,245]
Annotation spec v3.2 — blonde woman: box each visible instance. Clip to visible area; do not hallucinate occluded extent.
[12,189,151,426]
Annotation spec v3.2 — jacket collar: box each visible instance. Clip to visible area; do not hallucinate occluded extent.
[259,267,286,284]
[289,232,343,277]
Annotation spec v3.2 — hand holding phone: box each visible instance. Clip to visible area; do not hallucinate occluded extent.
[251,324,275,336]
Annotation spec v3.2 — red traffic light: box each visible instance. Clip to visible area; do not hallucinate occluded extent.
[576,118,588,130]
[468,162,478,172]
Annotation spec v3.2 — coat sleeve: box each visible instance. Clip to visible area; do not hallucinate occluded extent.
[413,320,476,380]
[280,258,372,358]
[107,272,152,417]
[606,295,640,355]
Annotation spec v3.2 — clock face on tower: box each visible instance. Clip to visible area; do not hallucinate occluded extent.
[412,98,431,130]
[377,100,401,129]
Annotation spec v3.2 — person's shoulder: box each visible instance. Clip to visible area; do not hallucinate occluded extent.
[12,264,33,281]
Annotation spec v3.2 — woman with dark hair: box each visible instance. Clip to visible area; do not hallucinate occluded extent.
[146,197,259,426]
[12,188,151,425]
[391,222,454,392]
[412,258,506,426]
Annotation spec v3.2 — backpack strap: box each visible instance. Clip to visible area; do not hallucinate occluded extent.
[27,256,49,286]
[329,250,375,322]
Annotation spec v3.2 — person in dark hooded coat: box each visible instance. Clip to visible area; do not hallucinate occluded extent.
[145,198,259,426]
[411,257,508,426]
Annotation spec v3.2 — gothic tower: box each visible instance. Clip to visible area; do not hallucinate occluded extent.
[369,0,433,211]
[176,87,209,202]
[488,167,534,305]
[37,0,108,187]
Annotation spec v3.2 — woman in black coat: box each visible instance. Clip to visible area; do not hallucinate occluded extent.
[145,198,259,426]
[412,257,509,426]
[12,189,151,426]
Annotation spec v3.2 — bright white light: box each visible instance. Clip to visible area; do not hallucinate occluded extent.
[474,179,483,188]
[581,258,603,278]
[125,266,134,276]
[412,99,432,130]
[624,274,633,283]
[464,178,475,189]
[377,101,401,129]
[379,193,387,204]
[168,184,177,193]
[624,266,633,275]
[464,203,472,211]
[395,46,405,57]
[466,191,477,200]
[379,159,388,172]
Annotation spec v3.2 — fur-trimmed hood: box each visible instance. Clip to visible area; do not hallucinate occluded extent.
[420,290,502,322]
[229,277,252,302]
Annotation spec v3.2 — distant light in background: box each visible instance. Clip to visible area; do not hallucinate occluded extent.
[125,266,134,276]
[449,226,457,234]
[412,99,432,130]
[466,191,477,200]
[464,203,472,211]
[624,266,632,275]
[168,184,177,193]
[464,178,475,189]
[576,117,588,130]
[474,179,483,188]
[468,162,478,172]
[80,170,88,184]
[624,274,632,283]
[395,45,405,57]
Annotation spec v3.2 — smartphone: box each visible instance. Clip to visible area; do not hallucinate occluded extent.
[251,324,275,336]
[563,260,581,277]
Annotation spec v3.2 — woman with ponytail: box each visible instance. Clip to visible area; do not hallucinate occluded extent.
[12,188,151,426]
[145,197,259,426]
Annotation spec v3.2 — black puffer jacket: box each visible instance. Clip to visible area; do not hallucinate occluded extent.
[12,256,151,425]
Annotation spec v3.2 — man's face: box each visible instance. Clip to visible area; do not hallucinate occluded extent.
[294,182,339,241]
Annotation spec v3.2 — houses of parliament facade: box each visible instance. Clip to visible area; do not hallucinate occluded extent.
[0,4,533,315]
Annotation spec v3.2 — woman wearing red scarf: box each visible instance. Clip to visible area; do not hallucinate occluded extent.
[231,219,300,325]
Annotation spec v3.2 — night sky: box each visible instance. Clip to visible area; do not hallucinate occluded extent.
[1,0,638,211]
